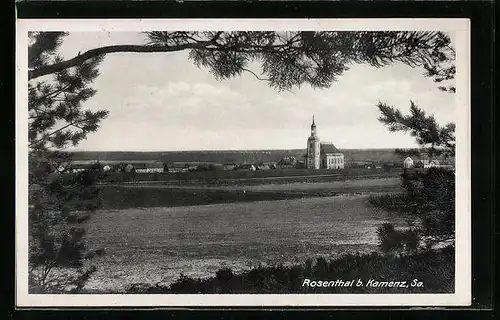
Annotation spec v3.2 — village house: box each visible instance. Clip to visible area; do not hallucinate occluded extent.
[277,156,297,169]
[294,160,306,169]
[238,164,256,171]
[169,162,224,172]
[64,164,86,173]
[194,163,223,171]
[403,157,414,168]
[223,163,237,171]
[124,163,135,173]
[55,160,98,173]
[255,163,271,171]
[405,157,452,169]
[168,162,199,172]
[169,162,189,172]
[428,160,440,168]
[133,162,164,173]
[413,159,430,168]
[348,161,373,169]
[65,162,101,173]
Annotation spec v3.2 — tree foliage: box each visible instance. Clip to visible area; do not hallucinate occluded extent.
[28,32,107,292]
[371,168,455,243]
[373,101,455,254]
[29,32,109,151]
[29,31,455,92]
[377,100,455,159]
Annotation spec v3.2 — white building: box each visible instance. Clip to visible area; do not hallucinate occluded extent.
[321,143,344,169]
[134,162,164,173]
[405,158,444,169]
[403,157,414,168]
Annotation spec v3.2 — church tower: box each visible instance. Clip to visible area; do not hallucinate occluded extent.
[306,116,321,169]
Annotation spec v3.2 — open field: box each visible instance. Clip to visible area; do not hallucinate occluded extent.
[83,194,409,292]
[78,177,414,293]
[99,177,403,209]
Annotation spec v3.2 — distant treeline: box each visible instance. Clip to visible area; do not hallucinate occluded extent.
[67,149,423,164]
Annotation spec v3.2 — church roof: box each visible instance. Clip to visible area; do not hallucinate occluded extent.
[320,143,340,154]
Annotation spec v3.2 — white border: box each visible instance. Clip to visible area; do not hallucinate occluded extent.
[16,18,471,307]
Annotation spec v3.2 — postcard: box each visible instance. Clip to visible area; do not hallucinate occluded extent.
[16,18,471,307]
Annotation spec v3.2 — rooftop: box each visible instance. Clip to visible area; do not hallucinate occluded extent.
[320,143,340,154]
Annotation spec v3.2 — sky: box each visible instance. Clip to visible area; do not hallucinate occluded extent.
[48,32,456,151]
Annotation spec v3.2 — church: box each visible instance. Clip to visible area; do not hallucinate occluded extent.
[305,116,345,170]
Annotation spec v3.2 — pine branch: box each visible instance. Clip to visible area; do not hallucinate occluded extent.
[36,84,72,102]
[29,42,218,80]
[376,101,455,158]
[29,31,456,90]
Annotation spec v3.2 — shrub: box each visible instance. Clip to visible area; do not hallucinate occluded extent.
[370,167,455,252]
[216,267,234,282]
[377,223,420,255]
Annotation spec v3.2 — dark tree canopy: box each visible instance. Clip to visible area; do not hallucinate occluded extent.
[29,31,456,92]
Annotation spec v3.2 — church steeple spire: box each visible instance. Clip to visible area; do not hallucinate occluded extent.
[310,115,317,136]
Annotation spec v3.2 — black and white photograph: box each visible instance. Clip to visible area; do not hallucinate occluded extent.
[16,19,471,307]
